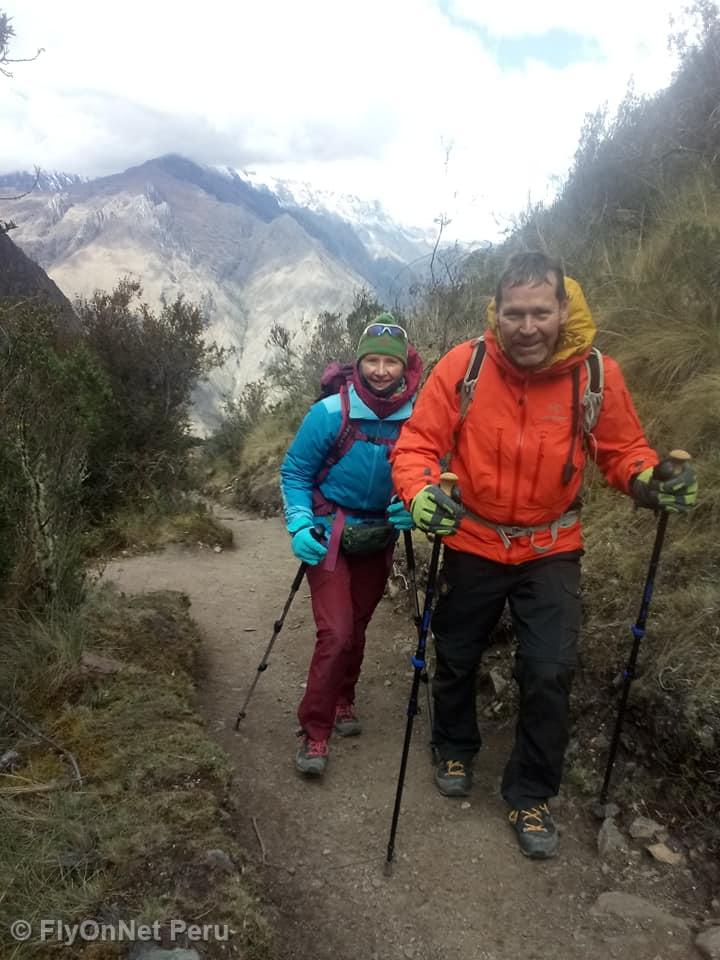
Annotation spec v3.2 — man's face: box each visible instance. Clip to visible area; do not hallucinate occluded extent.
[496,275,568,371]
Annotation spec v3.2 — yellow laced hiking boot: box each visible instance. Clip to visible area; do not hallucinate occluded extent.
[434,759,473,797]
[508,803,558,859]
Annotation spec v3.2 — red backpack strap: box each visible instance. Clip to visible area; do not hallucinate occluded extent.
[315,384,352,487]
[314,383,399,495]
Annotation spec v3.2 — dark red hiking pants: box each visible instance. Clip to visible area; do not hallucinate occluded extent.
[298,544,394,740]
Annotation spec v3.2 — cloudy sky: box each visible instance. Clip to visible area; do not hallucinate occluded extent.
[0,0,696,241]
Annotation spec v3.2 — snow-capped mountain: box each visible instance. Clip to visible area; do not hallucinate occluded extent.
[0,170,87,194]
[236,168,436,263]
[1,155,435,432]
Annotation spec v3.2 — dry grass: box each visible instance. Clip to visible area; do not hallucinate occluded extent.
[0,587,273,960]
[85,499,233,557]
[227,414,295,515]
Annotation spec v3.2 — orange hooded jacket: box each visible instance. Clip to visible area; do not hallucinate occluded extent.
[391,278,658,564]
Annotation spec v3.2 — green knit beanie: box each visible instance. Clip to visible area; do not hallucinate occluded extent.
[356,313,408,366]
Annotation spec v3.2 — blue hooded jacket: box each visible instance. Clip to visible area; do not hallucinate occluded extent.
[281,384,414,536]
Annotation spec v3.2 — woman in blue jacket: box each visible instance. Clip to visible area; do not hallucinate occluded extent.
[281,315,422,776]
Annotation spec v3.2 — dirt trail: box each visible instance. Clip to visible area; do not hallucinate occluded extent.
[105,511,705,960]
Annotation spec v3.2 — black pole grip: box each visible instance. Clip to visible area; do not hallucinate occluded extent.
[652,449,691,483]
[310,523,326,543]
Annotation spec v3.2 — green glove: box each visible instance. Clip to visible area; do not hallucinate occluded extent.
[632,463,698,513]
[411,484,464,535]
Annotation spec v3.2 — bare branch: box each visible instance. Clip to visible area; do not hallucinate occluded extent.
[429,213,450,285]
[0,12,43,78]
[0,46,44,77]
[0,165,42,201]
[0,700,83,786]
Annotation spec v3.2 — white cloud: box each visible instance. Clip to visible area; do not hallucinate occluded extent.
[0,0,693,240]
[448,0,681,53]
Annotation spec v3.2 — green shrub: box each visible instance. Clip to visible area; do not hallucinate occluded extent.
[0,302,107,605]
[77,279,226,515]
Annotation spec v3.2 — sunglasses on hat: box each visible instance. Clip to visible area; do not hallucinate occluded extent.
[361,322,408,340]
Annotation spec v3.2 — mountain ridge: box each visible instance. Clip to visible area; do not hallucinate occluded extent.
[2,154,434,432]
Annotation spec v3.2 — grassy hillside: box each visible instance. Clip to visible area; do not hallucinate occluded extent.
[0,587,273,960]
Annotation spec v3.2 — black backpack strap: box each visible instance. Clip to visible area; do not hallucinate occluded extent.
[562,365,581,485]
[562,348,605,484]
[458,337,486,422]
[446,338,486,463]
[583,347,604,434]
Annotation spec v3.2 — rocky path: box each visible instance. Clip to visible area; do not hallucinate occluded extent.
[105,512,710,960]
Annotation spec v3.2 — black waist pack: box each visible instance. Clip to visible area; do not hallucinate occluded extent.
[340,522,395,555]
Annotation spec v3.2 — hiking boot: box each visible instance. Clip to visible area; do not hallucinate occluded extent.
[508,803,558,859]
[334,703,362,737]
[295,733,329,776]
[434,759,473,797]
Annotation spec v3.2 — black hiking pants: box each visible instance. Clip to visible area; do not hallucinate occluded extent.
[430,546,582,810]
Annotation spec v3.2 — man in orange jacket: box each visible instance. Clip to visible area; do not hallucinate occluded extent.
[391,251,698,859]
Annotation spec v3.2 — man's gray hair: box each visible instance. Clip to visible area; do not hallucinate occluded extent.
[496,251,567,306]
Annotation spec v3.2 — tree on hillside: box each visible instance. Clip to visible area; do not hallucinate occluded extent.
[264,289,387,421]
[0,10,43,78]
[77,279,226,512]
[1,10,43,232]
[0,302,107,603]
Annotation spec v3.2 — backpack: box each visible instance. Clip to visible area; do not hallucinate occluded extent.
[314,362,395,487]
[456,337,605,484]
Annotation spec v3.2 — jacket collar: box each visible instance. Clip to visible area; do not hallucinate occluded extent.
[348,384,414,420]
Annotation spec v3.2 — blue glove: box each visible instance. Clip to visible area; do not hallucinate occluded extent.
[387,498,414,531]
[291,527,328,565]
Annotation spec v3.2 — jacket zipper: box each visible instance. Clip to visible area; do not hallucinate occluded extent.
[529,433,546,504]
[363,426,382,504]
[509,381,528,519]
[495,427,503,500]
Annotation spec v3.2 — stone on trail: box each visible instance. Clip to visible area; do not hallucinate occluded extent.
[696,926,720,960]
[200,849,236,873]
[597,817,628,859]
[646,842,685,866]
[81,651,130,675]
[592,800,620,820]
[129,948,200,960]
[628,816,664,840]
[591,891,689,930]
[488,667,507,697]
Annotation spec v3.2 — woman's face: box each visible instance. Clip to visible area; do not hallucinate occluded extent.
[359,353,405,393]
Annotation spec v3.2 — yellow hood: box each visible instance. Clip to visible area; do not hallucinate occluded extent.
[486,275,596,365]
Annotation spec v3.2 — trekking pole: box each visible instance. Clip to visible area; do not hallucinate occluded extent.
[596,450,692,812]
[385,473,457,876]
[234,524,325,728]
[403,530,434,730]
